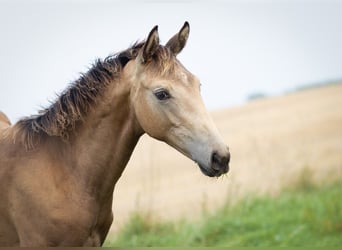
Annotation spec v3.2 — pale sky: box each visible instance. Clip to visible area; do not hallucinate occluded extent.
[1,0,342,122]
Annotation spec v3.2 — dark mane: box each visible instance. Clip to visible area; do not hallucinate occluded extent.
[12,41,176,149]
[13,42,145,149]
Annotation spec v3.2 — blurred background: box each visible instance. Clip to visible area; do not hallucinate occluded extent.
[1,0,342,121]
[1,0,342,246]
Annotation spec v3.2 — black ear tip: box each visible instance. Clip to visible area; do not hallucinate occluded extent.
[184,21,190,29]
[147,25,159,39]
[152,25,159,32]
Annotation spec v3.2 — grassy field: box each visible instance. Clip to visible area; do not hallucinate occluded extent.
[105,179,342,247]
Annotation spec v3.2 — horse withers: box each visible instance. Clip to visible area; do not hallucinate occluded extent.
[0,22,230,246]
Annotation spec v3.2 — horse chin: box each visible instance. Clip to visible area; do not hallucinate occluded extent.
[198,163,222,177]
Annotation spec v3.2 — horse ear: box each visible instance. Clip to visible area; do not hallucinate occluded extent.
[141,25,160,63]
[165,21,190,56]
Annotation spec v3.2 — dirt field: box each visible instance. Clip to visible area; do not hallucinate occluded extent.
[110,84,342,233]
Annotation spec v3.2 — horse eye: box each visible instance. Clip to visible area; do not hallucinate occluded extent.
[154,89,171,101]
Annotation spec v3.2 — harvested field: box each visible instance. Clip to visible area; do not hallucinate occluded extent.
[110,84,342,233]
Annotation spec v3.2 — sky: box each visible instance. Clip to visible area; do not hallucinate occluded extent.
[1,0,342,122]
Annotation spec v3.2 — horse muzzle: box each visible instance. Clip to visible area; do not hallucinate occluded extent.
[198,149,230,177]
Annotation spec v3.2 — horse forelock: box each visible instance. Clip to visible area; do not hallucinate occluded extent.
[146,45,177,76]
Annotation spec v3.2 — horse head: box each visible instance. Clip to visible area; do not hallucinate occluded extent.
[125,22,230,177]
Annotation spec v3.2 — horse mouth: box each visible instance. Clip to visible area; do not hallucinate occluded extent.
[198,163,227,177]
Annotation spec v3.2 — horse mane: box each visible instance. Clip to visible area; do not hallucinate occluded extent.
[11,42,143,149]
[11,42,175,149]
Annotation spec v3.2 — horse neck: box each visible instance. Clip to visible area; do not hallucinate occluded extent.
[64,80,142,201]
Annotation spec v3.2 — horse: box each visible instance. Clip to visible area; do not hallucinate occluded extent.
[0,22,230,246]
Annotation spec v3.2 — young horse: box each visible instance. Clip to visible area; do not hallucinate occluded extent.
[0,22,230,246]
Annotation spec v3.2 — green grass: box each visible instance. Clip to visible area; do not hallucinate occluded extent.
[104,181,342,247]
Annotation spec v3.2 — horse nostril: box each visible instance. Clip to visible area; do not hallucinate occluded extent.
[211,152,220,165]
[211,151,229,169]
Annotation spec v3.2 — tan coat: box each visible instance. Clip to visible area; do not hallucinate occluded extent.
[0,22,229,246]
